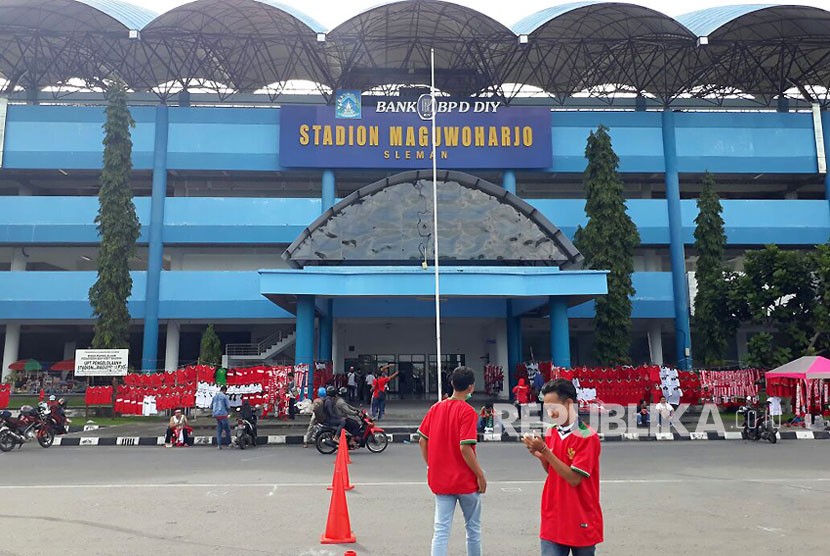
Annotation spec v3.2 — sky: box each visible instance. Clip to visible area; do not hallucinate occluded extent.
[133,0,830,29]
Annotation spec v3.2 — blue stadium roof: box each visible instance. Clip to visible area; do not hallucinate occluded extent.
[513,2,600,35]
[76,0,158,29]
[677,4,777,37]
[0,0,829,107]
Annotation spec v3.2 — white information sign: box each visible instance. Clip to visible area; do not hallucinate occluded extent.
[74,349,129,376]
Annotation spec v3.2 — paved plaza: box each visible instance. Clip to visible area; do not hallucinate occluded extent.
[0,441,826,555]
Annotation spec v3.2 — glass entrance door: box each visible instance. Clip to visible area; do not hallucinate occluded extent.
[398,354,426,399]
[428,354,466,396]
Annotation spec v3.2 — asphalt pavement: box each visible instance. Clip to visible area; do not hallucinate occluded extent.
[0,441,827,556]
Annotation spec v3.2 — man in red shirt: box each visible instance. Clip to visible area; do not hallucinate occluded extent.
[418,366,486,556]
[371,364,399,420]
[523,378,603,556]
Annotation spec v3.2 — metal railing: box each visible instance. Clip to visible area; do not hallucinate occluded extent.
[226,330,287,357]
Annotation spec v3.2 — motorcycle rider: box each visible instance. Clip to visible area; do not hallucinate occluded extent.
[235,400,257,446]
[239,400,258,445]
[50,398,70,434]
[334,386,363,443]
[322,386,362,443]
[305,387,328,448]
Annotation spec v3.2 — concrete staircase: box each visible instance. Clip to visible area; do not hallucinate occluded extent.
[224,330,296,366]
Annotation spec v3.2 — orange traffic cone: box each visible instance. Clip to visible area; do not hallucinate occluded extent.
[320,464,356,545]
[332,428,353,465]
[329,432,354,491]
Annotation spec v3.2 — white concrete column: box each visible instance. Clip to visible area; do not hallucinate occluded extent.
[3,248,26,383]
[332,321,342,375]
[648,324,664,366]
[169,251,184,271]
[494,319,509,399]
[164,321,180,372]
[643,249,664,366]
[2,324,20,383]
[63,341,76,360]
[10,248,26,271]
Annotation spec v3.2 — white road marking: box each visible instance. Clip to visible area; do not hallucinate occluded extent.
[0,478,827,490]
[267,485,278,497]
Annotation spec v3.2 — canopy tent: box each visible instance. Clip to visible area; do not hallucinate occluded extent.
[765,356,830,381]
[7,359,42,372]
[49,360,76,372]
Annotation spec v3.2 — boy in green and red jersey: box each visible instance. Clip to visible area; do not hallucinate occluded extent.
[523,378,603,556]
[418,366,486,556]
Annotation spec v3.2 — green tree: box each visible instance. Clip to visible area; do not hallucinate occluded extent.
[735,245,816,367]
[89,81,138,349]
[692,172,732,365]
[199,324,222,367]
[574,125,640,365]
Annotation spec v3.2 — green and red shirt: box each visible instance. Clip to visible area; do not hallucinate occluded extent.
[541,420,603,547]
[418,399,478,495]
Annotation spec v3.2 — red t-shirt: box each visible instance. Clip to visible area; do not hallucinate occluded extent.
[541,421,603,547]
[373,376,391,398]
[418,399,479,495]
[513,385,530,404]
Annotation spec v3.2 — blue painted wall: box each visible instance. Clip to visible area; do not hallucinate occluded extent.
[1,106,818,174]
[0,270,668,321]
[569,272,674,319]
[1,197,825,246]
[4,105,156,169]
[0,271,291,320]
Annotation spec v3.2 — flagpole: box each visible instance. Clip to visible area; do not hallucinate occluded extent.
[431,48,443,403]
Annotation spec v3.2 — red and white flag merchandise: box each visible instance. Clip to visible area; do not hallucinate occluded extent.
[0,383,10,409]
[84,385,113,406]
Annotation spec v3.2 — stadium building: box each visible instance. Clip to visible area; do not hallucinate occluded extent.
[1,0,830,395]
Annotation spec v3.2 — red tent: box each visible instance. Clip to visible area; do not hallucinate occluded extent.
[50,360,75,372]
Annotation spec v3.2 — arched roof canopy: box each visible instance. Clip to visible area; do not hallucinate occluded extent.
[678,5,830,103]
[283,170,583,270]
[0,0,157,91]
[327,0,517,97]
[136,0,330,95]
[509,2,696,103]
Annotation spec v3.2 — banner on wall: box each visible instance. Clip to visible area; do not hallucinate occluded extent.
[74,349,129,376]
[279,102,552,169]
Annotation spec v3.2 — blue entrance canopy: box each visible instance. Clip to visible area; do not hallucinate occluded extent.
[259,265,608,316]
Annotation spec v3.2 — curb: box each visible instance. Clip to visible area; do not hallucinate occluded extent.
[48,429,830,447]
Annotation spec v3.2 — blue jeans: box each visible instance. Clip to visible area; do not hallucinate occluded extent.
[215,417,231,446]
[371,396,387,419]
[541,540,596,556]
[431,493,482,556]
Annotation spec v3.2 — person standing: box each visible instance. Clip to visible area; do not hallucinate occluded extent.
[513,377,531,410]
[364,369,376,405]
[286,371,298,420]
[347,367,357,402]
[211,386,231,449]
[372,365,399,420]
[523,378,603,556]
[418,366,486,556]
[655,396,674,430]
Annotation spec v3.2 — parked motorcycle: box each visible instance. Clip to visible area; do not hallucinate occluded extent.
[738,403,778,443]
[0,405,54,452]
[233,405,257,450]
[315,409,388,455]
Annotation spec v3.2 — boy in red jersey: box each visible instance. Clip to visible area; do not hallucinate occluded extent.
[418,366,486,556]
[523,378,603,556]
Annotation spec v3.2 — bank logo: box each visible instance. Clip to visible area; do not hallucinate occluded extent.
[417,93,434,121]
[335,90,362,119]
